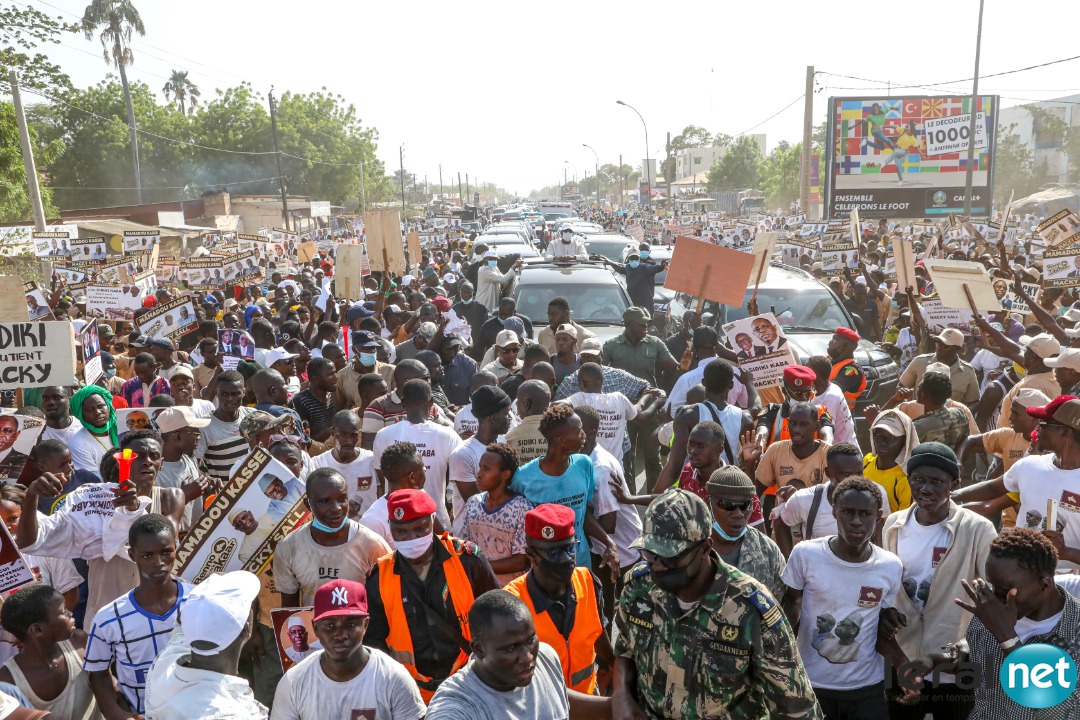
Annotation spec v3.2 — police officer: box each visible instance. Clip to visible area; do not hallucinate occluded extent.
[504,504,613,694]
[612,488,822,720]
[827,327,866,410]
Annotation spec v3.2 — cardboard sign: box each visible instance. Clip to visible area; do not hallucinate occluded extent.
[923,259,1002,312]
[1042,243,1080,289]
[184,258,225,287]
[722,313,797,389]
[335,245,368,302]
[0,410,44,483]
[22,282,53,321]
[1038,210,1080,251]
[1001,282,1041,315]
[270,607,319,673]
[0,322,76,390]
[174,447,310,582]
[86,273,156,320]
[919,299,975,333]
[893,240,917,293]
[406,231,422,262]
[664,237,755,307]
[821,241,859,278]
[0,520,34,595]
[363,210,406,275]
[137,295,197,341]
[748,231,778,286]
[218,328,255,371]
[296,241,318,265]
[32,231,70,259]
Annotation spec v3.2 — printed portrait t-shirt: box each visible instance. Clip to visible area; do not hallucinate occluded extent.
[781,537,903,691]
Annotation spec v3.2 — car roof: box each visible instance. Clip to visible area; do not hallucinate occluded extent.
[517,261,620,283]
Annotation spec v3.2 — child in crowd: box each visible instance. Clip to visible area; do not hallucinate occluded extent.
[456,442,532,585]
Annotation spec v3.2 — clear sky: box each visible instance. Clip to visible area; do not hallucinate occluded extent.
[19,0,1080,197]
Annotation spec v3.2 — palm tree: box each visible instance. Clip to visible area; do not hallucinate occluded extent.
[163,69,200,115]
[82,0,145,204]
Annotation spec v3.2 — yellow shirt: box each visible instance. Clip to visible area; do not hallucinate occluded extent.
[863,453,911,514]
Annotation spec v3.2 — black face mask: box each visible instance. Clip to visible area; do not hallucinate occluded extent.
[540,559,576,585]
[650,547,702,593]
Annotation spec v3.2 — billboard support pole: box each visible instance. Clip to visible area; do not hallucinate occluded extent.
[801,66,814,216]
[962,0,985,216]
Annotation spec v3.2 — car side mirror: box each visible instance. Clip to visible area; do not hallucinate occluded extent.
[849,312,867,337]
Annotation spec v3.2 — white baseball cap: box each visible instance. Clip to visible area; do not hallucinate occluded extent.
[181,571,260,656]
[1046,347,1080,371]
[155,406,210,434]
[1019,333,1062,359]
[265,348,299,367]
[932,328,965,347]
[496,329,520,348]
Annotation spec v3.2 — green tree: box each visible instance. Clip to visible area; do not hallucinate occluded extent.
[82,0,146,202]
[663,124,715,180]
[162,69,199,115]
[991,122,1036,205]
[707,135,762,191]
[761,141,801,207]
[0,101,62,221]
[0,3,78,94]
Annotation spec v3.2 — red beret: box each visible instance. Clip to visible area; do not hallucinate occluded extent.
[783,365,816,387]
[387,489,437,523]
[432,296,451,313]
[142,296,157,308]
[524,503,576,543]
[834,327,860,342]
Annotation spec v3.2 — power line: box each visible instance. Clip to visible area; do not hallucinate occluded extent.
[44,175,283,190]
[821,74,1080,106]
[732,94,805,137]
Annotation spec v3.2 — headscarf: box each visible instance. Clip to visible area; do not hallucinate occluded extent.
[869,409,919,472]
[244,306,261,330]
[69,385,119,446]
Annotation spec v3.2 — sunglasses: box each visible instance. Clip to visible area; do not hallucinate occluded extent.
[269,433,302,445]
[499,346,520,355]
[641,542,699,569]
[531,544,577,563]
[711,497,753,512]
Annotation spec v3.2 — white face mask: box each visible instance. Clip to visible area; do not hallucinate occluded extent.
[396,533,434,559]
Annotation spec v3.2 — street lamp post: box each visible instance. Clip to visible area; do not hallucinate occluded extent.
[583,143,600,207]
[963,0,986,216]
[616,100,649,207]
[564,160,577,182]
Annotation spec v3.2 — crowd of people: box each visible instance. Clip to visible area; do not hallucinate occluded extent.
[1,202,1079,720]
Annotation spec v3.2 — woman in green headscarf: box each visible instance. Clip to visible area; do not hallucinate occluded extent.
[68,385,119,476]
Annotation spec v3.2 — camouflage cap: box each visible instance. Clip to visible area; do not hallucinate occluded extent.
[630,488,711,557]
[238,411,291,442]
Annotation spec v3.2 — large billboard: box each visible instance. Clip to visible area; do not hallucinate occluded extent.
[825,95,997,219]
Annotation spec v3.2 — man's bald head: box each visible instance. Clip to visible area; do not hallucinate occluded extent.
[251,368,286,403]
[393,359,428,386]
[470,371,498,393]
[516,379,551,418]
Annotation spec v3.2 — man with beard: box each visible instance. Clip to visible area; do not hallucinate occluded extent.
[0,416,29,483]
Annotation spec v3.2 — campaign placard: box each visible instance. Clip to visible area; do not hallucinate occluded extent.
[1036,210,1080,251]
[23,282,53,321]
[0,409,44,483]
[174,447,309,582]
[123,229,159,253]
[0,520,35,594]
[32,231,70,259]
[0,322,77,390]
[721,313,797,390]
[81,321,102,385]
[184,257,225,287]
[270,607,319,673]
[136,295,197,341]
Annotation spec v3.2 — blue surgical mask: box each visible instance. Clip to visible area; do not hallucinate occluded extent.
[629,260,640,269]
[488,260,498,268]
[104,367,117,379]
[460,297,473,304]
[311,515,349,533]
[359,351,377,366]
[713,521,748,542]
[640,250,650,260]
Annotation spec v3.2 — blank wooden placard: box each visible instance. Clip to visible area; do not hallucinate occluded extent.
[663,237,756,307]
[894,240,916,294]
[335,245,366,301]
[406,232,422,262]
[0,277,29,322]
[749,231,778,286]
[923,259,1002,312]
[363,210,406,275]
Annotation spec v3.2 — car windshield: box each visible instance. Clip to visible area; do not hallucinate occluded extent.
[721,286,850,331]
[518,282,629,325]
[585,241,631,262]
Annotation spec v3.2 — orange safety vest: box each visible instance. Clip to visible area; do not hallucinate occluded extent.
[504,567,602,694]
[377,533,475,703]
[763,404,830,496]
[829,358,866,410]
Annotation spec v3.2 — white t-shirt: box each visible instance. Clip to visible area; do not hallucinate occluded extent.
[309,449,378,516]
[781,538,903,691]
[359,495,393,549]
[812,384,857,448]
[41,420,83,446]
[970,349,1007,392]
[895,511,951,611]
[272,521,391,606]
[1004,454,1080,570]
[588,445,642,565]
[665,357,748,414]
[371,420,464,532]
[777,481,890,540]
[68,428,111,476]
[1015,609,1066,642]
[449,437,487,525]
[270,647,424,720]
[454,404,478,437]
[562,391,636,459]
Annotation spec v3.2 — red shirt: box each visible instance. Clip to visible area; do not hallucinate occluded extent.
[677,463,764,525]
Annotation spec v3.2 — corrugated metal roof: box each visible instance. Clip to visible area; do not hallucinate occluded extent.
[67,218,190,238]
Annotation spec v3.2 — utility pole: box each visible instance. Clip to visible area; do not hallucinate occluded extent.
[466,174,470,203]
[666,132,672,213]
[439,164,444,199]
[963,0,986,216]
[457,172,462,206]
[8,71,46,231]
[399,145,406,217]
[620,154,624,206]
[801,65,814,216]
[358,159,367,213]
[268,88,290,231]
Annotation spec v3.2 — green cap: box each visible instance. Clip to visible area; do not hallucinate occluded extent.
[630,488,711,558]
[623,306,651,324]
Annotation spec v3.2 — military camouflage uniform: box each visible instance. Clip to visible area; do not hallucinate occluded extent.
[726,525,787,603]
[618,488,821,719]
[911,406,968,452]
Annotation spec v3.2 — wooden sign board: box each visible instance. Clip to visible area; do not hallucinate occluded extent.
[297,241,318,265]
[406,231,422,262]
[749,232,778,286]
[363,210,406,275]
[923,259,1002,312]
[664,237,755,307]
[0,278,29,323]
[335,245,367,302]
[893,240,916,294]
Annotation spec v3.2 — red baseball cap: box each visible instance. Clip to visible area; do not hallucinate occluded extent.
[1027,395,1079,421]
[387,489,437,523]
[834,327,860,342]
[524,504,576,546]
[432,296,451,313]
[312,579,368,623]
[783,365,816,388]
